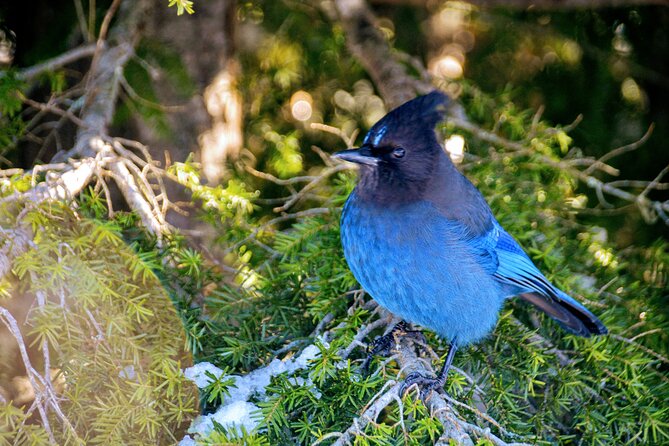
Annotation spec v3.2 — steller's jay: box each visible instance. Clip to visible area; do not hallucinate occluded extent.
[333,91,607,395]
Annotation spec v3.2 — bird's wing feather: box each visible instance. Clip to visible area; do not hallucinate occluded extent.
[464,223,555,293]
[490,225,557,296]
[473,223,607,336]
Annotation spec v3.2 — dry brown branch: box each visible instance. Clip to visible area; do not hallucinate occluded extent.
[108,160,165,235]
[339,312,392,359]
[20,96,88,128]
[119,73,188,112]
[606,180,669,190]
[244,164,337,186]
[318,380,401,446]
[273,164,351,212]
[87,0,124,86]
[310,123,359,148]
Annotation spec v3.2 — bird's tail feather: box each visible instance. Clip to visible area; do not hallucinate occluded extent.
[520,291,608,337]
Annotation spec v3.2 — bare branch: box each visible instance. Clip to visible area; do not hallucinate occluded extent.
[0,307,55,444]
[20,96,88,128]
[15,44,97,82]
[583,124,654,175]
[320,381,401,446]
[273,164,351,212]
[331,0,432,109]
[107,159,166,235]
[310,123,359,148]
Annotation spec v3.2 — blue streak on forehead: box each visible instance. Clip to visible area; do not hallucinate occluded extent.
[363,124,388,146]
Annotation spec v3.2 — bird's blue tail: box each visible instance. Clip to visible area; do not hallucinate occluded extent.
[520,290,608,337]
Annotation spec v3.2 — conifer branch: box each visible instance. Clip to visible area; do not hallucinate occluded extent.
[451,118,669,225]
[0,0,172,239]
[332,0,433,109]
[0,307,54,443]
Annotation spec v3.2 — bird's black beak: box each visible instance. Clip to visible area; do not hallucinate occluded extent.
[332,147,379,166]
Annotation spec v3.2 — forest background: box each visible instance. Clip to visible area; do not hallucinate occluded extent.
[0,0,667,444]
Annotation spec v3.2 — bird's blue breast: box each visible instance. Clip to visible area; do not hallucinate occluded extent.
[340,191,507,344]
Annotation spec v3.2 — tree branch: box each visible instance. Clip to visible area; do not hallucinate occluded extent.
[332,0,432,109]
[15,44,97,82]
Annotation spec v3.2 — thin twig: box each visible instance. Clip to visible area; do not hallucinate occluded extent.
[0,307,55,444]
[273,164,350,212]
[20,96,88,128]
[610,333,669,365]
[583,124,654,175]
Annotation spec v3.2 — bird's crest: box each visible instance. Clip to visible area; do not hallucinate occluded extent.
[363,91,449,146]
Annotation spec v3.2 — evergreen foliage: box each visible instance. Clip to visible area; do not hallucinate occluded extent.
[0,201,198,445]
[174,85,668,444]
[0,1,667,445]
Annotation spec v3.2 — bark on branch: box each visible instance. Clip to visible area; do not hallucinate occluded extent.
[333,0,433,109]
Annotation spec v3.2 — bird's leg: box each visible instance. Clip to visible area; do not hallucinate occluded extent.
[361,320,426,373]
[400,338,458,398]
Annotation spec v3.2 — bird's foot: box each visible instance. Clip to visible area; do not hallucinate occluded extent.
[400,339,458,399]
[399,372,445,399]
[361,321,426,374]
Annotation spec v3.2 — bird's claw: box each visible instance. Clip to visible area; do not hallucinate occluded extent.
[399,371,445,398]
[360,333,394,374]
[361,321,425,374]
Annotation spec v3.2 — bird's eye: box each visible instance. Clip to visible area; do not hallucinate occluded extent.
[392,147,406,159]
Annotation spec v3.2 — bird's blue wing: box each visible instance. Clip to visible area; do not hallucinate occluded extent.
[474,222,607,336]
[490,224,557,297]
[464,222,555,294]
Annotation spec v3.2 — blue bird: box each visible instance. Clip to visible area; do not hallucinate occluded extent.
[333,91,607,394]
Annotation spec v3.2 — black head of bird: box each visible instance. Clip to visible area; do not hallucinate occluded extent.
[333,91,452,204]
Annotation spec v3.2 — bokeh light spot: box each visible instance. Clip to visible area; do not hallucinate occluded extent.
[445,135,465,163]
[431,55,463,79]
[290,90,313,121]
[621,77,644,105]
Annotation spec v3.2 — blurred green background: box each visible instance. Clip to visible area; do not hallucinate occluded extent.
[2,0,667,243]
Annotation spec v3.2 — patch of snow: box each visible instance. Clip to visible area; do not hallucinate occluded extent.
[180,342,326,442]
[183,362,224,388]
[190,401,261,437]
